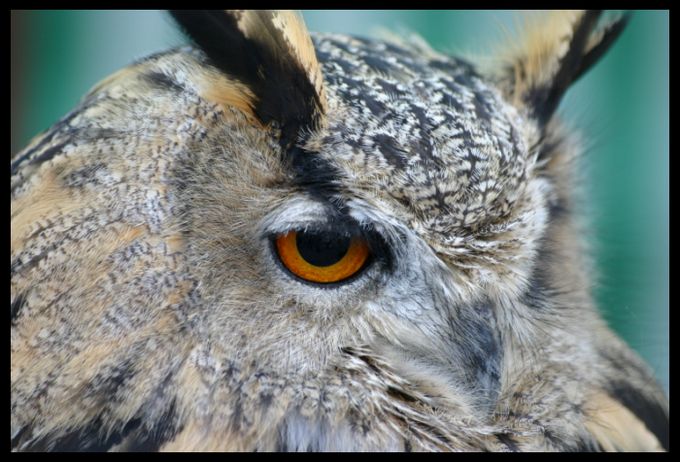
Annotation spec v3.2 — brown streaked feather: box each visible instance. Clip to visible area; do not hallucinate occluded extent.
[491,10,629,125]
[170,10,327,148]
[584,392,664,452]
[159,421,243,452]
[234,10,327,116]
[572,13,631,83]
[194,70,261,128]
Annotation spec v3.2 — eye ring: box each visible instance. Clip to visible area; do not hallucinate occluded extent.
[274,230,370,284]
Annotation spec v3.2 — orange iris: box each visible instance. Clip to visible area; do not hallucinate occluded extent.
[275,231,370,284]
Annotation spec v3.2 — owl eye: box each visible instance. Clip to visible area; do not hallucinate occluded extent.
[274,230,371,284]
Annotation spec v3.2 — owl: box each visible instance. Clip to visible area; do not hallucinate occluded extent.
[11,10,668,451]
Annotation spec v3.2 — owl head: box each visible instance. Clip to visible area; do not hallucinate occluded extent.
[11,10,667,451]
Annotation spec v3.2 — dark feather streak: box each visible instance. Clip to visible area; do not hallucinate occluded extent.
[528,11,603,125]
[607,380,669,451]
[170,10,323,148]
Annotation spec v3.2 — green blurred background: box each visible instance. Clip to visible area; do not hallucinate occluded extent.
[11,11,668,394]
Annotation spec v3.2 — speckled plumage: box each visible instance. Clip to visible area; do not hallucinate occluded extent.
[11,10,667,451]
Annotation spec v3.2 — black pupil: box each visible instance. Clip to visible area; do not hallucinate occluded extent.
[296,232,351,267]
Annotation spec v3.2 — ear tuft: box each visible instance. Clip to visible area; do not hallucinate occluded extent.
[492,10,630,126]
[170,10,327,148]
[584,391,667,451]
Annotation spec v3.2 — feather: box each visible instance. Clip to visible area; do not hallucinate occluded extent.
[492,10,630,126]
[170,10,327,148]
[584,391,665,451]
